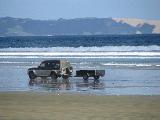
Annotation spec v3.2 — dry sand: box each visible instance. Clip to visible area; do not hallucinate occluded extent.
[0,92,160,120]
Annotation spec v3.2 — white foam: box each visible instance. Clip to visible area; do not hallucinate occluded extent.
[0,61,37,64]
[101,63,155,67]
[1,56,160,59]
[0,51,160,56]
[0,45,160,52]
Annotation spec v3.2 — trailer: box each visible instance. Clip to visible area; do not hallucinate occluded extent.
[75,70,105,83]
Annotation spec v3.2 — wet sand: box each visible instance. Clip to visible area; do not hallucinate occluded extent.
[0,92,160,120]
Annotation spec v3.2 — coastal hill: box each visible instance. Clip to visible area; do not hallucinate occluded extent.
[0,17,160,36]
[113,18,160,34]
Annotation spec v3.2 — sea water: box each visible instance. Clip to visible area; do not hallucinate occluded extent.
[0,34,160,95]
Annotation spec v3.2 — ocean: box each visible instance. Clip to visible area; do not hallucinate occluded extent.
[0,34,160,95]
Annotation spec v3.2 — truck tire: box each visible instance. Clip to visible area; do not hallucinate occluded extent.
[28,71,36,79]
[51,72,58,80]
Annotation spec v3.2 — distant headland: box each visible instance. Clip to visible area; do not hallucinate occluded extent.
[0,17,160,36]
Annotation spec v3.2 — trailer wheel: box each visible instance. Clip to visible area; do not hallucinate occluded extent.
[28,71,36,79]
[94,76,100,83]
[94,75,100,80]
[83,74,89,83]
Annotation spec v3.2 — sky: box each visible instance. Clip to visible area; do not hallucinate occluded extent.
[0,0,160,20]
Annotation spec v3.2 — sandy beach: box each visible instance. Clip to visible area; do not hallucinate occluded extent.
[0,92,160,120]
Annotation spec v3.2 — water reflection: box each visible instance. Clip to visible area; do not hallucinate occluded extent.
[29,77,105,92]
[76,81,105,91]
[29,78,71,90]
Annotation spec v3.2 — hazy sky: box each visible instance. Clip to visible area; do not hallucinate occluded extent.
[0,0,160,20]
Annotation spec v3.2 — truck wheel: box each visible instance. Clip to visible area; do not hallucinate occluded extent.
[94,76,100,83]
[51,72,58,80]
[83,74,89,83]
[28,71,36,79]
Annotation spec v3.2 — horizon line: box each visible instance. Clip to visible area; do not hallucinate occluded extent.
[1,16,160,21]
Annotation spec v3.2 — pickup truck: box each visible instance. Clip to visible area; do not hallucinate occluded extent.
[28,60,73,82]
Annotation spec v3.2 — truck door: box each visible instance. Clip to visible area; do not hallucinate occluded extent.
[35,62,51,76]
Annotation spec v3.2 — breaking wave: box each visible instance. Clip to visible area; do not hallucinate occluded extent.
[0,45,160,52]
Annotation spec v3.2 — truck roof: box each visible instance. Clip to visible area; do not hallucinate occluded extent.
[41,60,60,63]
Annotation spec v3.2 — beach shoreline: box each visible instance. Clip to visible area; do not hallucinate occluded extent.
[0,91,160,120]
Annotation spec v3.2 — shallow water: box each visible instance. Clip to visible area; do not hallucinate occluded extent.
[0,61,160,95]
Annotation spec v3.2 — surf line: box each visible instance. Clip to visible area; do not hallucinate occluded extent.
[0,51,160,56]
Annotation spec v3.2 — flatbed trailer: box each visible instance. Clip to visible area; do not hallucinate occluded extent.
[75,70,105,83]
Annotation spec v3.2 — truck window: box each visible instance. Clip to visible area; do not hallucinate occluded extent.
[40,63,45,68]
[51,62,60,70]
